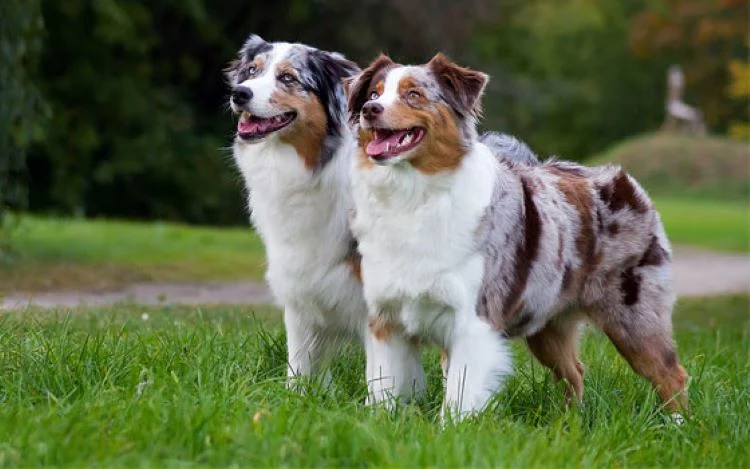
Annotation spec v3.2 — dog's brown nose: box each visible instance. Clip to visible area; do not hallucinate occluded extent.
[362,102,383,120]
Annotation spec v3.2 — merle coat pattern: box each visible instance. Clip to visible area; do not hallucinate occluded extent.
[346,53,688,420]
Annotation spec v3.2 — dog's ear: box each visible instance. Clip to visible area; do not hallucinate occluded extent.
[224,34,272,83]
[319,51,360,82]
[223,58,241,83]
[241,34,271,59]
[305,50,361,140]
[344,54,395,125]
[428,53,488,119]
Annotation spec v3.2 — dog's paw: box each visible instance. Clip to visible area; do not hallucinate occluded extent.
[669,412,686,426]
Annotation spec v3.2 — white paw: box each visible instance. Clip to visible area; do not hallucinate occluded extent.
[670,412,686,426]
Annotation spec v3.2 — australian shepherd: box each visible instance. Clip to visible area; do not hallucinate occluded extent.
[225,35,366,385]
[346,54,688,420]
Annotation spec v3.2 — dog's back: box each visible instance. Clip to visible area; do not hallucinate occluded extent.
[480,132,540,166]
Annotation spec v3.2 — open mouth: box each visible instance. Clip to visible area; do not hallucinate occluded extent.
[237,111,296,140]
[366,127,426,160]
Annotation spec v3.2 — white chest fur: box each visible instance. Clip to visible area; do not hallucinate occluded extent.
[351,144,498,345]
[233,137,364,331]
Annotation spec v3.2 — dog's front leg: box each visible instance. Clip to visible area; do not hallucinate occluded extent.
[364,327,425,409]
[284,308,332,390]
[442,315,512,422]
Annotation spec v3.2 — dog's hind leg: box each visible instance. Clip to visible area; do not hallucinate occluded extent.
[590,264,689,413]
[525,314,585,403]
[599,315,688,412]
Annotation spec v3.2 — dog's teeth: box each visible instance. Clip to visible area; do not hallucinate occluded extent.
[402,133,412,146]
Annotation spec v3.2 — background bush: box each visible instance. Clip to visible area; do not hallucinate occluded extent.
[7,0,747,226]
[0,0,46,251]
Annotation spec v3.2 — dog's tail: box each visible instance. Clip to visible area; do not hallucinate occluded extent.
[480,132,540,166]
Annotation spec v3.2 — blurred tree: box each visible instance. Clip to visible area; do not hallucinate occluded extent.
[23,0,746,224]
[0,0,46,253]
[726,59,750,140]
[472,0,665,159]
[629,0,748,132]
[27,0,496,225]
[27,0,247,224]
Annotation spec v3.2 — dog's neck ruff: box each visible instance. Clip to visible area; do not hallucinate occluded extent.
[234,135,359,316]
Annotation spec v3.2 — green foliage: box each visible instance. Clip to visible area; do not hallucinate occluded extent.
[0,0,46,250]
[28,0,245,224]
[0,296,748,466]
[19,0,749,224]
[27,0,497,225]
[629,0,748,133]
[727,60,750,140]
[472,0,667,159]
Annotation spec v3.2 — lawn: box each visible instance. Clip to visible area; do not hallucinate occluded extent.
[1,295,747,467]
[0,216,266,293]
[2,193,747,295]
[653,197,749,253]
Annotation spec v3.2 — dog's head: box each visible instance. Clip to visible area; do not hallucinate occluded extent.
[345,53,488,174]
[226,35,359,168]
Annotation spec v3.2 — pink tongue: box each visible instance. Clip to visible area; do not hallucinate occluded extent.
[366,131,407,156]
[238,118,271,134]
[238,119,254,133]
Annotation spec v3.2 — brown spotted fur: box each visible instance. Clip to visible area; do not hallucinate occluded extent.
[475,160,688,412]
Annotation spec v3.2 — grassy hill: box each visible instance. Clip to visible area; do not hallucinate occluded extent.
[589,133,749,203]
[589,133,749,252]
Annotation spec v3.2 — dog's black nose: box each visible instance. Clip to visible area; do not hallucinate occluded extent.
[362,102,384,120]
[231,86,253,106]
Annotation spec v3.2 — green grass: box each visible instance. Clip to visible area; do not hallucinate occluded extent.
[1,295,748,467]
[590,133,749,203]
[0,216,265,293]
[654,197,749,253]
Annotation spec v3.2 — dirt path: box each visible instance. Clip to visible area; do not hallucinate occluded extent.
[2,246,747,310]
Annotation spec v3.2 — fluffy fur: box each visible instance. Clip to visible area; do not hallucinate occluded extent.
[347,54,688,420]
[226,35,366,385]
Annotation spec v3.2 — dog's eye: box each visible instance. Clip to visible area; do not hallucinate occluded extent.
[408,90,422,99]
[247,65,257,75]
[279,73,296,84]
[369,91,379,100]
